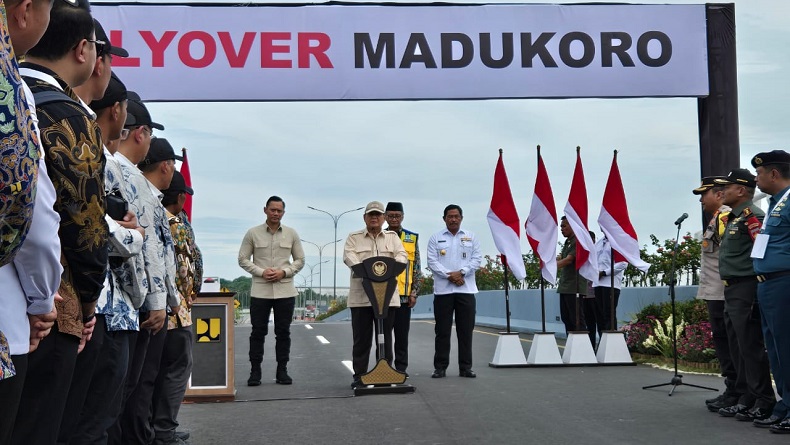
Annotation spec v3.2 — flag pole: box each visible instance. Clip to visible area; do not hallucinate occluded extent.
[575,146,582,332]
[536,144,547,334]
[503,255,511,333]
[610,148,618,331]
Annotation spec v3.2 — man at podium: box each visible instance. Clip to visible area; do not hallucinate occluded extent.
[343,201,407,389]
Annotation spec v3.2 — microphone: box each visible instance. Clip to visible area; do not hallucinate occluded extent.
[674,213,689,226]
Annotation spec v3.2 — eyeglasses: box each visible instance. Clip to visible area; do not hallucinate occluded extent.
[87,39,107,56]
[386,214,403,220]
[119,128,130,140]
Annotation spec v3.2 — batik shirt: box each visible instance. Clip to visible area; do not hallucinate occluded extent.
[167,210,194,330]
[20,63,108,338]
[96,148,145,331]
[0,7,40,268]
[0,331,14,381]
[178,209,203,294]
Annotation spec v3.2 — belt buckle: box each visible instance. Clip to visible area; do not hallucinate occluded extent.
[757,275,766,283]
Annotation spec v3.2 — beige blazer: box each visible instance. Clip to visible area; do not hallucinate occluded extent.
[238,224,305,299]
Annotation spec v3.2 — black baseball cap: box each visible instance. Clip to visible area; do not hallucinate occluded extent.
[89,72,127,111]
[125,91,164,131]
[139,138,182,168]
[94,19,129,58]
[714,168,756,188]
[163,171,193,196]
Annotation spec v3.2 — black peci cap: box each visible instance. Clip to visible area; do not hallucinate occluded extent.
[385,202,404,212]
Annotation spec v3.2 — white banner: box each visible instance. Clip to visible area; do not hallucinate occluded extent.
[92,3,709,102]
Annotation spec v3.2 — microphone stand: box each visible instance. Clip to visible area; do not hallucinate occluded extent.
[642,218,717,396]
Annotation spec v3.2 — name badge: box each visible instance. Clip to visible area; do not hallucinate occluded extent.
[751,233,769,259]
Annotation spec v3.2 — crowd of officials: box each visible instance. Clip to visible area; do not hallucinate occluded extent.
[0,0,201,444]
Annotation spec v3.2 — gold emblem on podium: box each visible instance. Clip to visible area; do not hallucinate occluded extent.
[372,261,387,277]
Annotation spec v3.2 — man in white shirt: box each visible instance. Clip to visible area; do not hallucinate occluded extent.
[591,235,628,345]
[426,204,482,379]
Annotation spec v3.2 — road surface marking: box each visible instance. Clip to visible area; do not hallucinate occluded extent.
[317,335,330,344]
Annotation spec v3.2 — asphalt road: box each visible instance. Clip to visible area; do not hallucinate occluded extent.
[176,320,786,445]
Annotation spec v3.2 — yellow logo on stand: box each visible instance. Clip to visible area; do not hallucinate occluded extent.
[196,318,221,342]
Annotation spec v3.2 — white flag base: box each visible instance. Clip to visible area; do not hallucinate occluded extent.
[562,332,597,364]
[596,331,633,364]
[526,333,563,365]
[489,332,527,367]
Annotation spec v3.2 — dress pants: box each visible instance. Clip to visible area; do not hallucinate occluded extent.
[594,286,621,333]
[249,297,295,366]
[0,354,27,444]
[393,301,412,372]
[58,315,107,444]
[559,293,587,334]
[705,299,739,396]
[723,280,775,409]
[69,326,134,445]
[12,325,80,445]
[581,297,597,347]
[112,315,167,445]
[106,330,139,445]
[758,275,790,416]
[433,293,476,372]
[152,327,194,444]
[350,306,395,378]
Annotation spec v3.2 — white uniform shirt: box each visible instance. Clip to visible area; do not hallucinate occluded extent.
[593,237,628,289]
[427,228,482,295]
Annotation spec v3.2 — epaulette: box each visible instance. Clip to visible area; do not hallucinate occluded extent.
[743,207,752,216]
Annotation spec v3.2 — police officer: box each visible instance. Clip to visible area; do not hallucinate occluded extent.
[385,202,423,377]
[692,177,741,412]
[714,169,775,421]
[751,150,790,432]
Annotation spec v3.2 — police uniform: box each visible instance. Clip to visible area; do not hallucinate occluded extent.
[692,177,739,408]
[715,170,775,418]
[751,150,790,430]
[385,202,424,375]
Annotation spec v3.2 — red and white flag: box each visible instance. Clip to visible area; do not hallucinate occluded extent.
[563,147,598,282]
[525,147,558,284]
[597,151,650,272]
[180,148,193,220]
[487,150,526,280]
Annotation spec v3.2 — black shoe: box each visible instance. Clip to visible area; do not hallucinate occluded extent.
[431,369,446,378]
[351,378,362,389]
[707,396,740,412]
[770,418,790,434]
[175,431,190,441]
[276,366,293,385]
[459,369,477,378]
[754,415,784,428]
[247,366,262,387]
[719,404,750,417]
[736,406,773,422]
[706,393,726,405]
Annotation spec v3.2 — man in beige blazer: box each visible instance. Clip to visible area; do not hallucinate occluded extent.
[239,196,305,386]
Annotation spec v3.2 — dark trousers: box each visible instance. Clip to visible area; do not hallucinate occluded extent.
[115,318,167,445]
[723,280,775,409]
[393,302,412,372]
[11,325,79,445]
[106,330,139,445]
[350,306,395,377]
[594,286,621,333]
[152,328,194,443]
[559,293,587,334]
[58,315,106,444]
[249,297,295,367]
[581,298,597,347]
[69,326,133,445]
[758,276,790,417]
[705,300,738,395]
[0,354,27,444]
[433,293,476,371]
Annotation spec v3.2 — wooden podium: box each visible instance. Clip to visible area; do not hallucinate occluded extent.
[185,291,236,402]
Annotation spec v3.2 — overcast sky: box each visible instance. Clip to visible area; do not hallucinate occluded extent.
[96,0,789,291]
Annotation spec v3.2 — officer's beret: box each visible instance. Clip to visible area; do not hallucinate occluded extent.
[751,150,790,168]
[714,168,756,188]
[692,176,727,195]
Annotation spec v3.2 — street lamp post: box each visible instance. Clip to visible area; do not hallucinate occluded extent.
[307,206,364,301]
[303,261,328,311]
[301,239,341,310]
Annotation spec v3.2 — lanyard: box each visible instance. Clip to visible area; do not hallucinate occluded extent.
[761,188,790,231]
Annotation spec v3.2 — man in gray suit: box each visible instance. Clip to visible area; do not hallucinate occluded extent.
[239,196,305,386]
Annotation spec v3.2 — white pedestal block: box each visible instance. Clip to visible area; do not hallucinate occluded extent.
[596,331,633,364]
[490,333,527,366]
[562,332,597,364]
[526,333,563,365]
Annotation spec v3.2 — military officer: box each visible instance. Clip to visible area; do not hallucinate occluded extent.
[714,169,775,422]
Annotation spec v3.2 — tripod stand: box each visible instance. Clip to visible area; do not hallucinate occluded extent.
[642,217,718,396]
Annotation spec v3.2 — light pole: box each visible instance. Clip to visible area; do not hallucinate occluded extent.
[307,205,364,301]
[301,239,341,309]
[303,260,328,310]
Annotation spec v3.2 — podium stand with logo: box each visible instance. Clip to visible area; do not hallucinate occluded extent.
[351,256,415,396]
[185,291,236,402]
